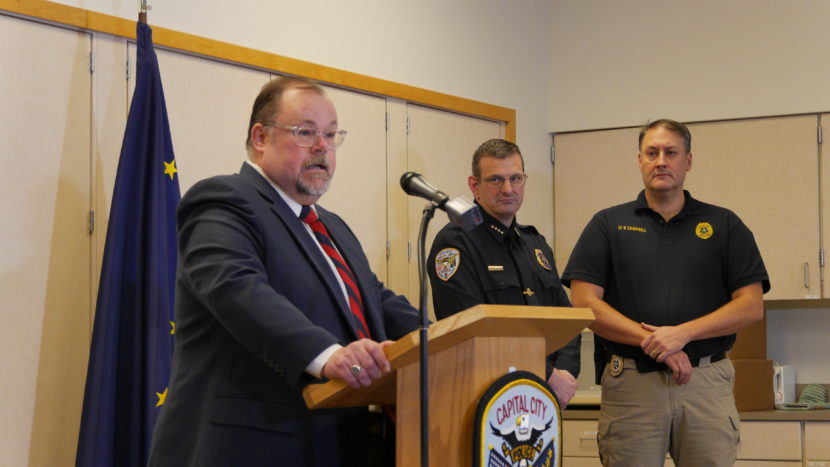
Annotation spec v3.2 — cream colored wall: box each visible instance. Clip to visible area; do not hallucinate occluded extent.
[549,0,830,132]
[47,0,558,240]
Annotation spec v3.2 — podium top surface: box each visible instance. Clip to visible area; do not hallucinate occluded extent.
[302,304,593,409]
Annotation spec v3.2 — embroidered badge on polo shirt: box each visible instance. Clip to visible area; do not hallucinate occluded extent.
[435,248,460,281]
[695,222,713,239]
[535,249,552,271]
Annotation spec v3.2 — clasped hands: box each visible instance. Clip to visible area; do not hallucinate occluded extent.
[640,323,693,385]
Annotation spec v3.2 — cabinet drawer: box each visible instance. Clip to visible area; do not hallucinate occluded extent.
[563,420,599,457]
[563,457,602,467]
[738,421,802,460]
[735,462,801,467]
[806,422,830,460]
[562,420,674,463]
[562,455,674,466]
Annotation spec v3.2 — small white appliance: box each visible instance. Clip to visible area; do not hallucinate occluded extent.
[773,364,796,405]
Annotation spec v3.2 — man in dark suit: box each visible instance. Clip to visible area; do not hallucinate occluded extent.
[149,76,420,466]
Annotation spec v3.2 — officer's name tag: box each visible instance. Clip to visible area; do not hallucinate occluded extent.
[488,265,504,272]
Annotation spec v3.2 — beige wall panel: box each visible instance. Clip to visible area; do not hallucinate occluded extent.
[688,116,820,300]
[405,104,501,308]
[552,128,643,274]
[0,16,92,467]
[386,98,410,295]
[822,113,830,299]
[322,86,388,280]
[127,45,270,195]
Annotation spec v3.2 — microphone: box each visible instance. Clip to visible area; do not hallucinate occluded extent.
[400,172,482,230]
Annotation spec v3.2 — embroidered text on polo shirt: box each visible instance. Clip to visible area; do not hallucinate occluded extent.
[617,225,647,233]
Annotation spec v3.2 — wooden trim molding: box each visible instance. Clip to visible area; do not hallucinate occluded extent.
[0,0,516,141]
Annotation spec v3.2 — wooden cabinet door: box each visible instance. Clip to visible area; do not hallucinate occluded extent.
[402,104,502,309]
[688,115,820,301]
[805,421,830,461]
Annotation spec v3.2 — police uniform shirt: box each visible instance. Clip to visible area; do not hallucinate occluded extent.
[561,190,770,363]
[428,204,580,377]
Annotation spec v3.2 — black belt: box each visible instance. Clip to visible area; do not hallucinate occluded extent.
[626,351,727,373]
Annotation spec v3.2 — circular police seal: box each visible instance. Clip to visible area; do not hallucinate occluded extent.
[534,249,552,271]
[473,370,561,467]
[435,248,460,281]
[695,222,713,240]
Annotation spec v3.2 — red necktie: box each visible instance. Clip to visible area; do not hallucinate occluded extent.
[300,206,372,339]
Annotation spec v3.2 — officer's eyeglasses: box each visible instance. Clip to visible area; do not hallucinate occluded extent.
[263,123,348,148]
[480,174,528,187]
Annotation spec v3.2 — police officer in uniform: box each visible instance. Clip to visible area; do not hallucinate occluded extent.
[428,139,580,406]
[562,119,769,466]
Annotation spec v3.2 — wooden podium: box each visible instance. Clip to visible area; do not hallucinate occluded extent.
[302,304,594,466]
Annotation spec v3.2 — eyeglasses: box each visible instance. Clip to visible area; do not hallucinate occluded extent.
[263,123,348,148]
[480,174,528,187]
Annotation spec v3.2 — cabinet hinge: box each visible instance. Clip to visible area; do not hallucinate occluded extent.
[386,240,391,260]
[406,115,411,135]
[819,126,824,145]
[89,50,95,73]
[407,241,412,260]
[821,248,825,268]
[126,55,131,81]
[385,112,390,131]
[88,210,95,234]
[550,144,556,165]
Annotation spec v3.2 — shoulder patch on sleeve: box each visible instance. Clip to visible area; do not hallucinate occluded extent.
[435,248,460,281]
[535,248,552,271]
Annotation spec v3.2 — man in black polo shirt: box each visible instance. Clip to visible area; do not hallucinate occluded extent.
[428,138,580,407]
[562,119,769,467]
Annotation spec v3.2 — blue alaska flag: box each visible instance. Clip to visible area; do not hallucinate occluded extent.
[76,21,180,467]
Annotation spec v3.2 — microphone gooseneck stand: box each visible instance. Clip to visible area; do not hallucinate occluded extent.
[416,202,436,467]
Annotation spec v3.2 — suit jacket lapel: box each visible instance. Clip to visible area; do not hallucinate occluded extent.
[237,164,357,338]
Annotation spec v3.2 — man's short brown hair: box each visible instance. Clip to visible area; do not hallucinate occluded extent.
[638,119,692,153]
[245,76,326,155]
[472,139,524,178]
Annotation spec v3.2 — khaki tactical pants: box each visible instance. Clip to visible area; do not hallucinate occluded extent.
[598,357,740,467]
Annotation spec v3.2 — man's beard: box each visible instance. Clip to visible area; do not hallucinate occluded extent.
[296,155,332,197]
[297,176,330,197]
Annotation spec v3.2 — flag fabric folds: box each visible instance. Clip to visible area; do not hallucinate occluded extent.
[76,22,180,467]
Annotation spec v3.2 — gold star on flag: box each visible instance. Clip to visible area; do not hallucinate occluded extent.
[163,159,178,180]
[170,321,175,335]
[156,387,168,407]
